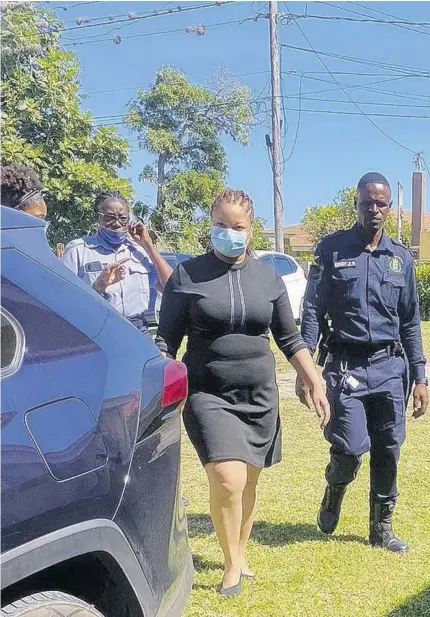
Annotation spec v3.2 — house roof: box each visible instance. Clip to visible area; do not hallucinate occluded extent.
[263,210,430,249]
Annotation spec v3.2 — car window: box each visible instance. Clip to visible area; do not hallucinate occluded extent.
[165,257,178,268]
[259,256,275,268]
[1,308,25,379]
[273,256,297,276]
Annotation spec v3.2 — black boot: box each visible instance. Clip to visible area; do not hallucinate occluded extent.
[369,497,408,553]
[317,484,347,534]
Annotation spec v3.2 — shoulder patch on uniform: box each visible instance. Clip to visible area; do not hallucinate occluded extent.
[388,255,404,273]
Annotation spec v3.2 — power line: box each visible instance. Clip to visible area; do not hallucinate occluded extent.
[286,73,419,102]
[351,1,430,35]
[280,43,430,78]
[318,2,430,37]
[84,70,270,96]
[282,3,419,155]
[61,2,173,24]
[284,96,430,110]
[278,12,430,27]
[283,73,304,164]
[61,1,234,33]
[271,108,430,119]
[93,108,430,128]
[63,15,258,47]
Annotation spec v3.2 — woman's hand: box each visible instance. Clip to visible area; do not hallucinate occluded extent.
[295,375,330,429]
[310,383,331,429]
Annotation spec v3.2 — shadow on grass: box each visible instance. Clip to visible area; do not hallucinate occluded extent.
[187,513,366,545]
[192,554,223,572]
[383,587,430,617]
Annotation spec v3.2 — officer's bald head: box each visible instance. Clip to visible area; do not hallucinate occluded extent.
[355,172,392,234]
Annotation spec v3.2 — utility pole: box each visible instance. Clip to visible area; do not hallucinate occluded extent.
[269,0,284,253]
[396,182,403,242]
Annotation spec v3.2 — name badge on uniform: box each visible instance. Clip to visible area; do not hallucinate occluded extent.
[334,260,356,269]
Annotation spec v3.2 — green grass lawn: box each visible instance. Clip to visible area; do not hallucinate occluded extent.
[181,323,430,617]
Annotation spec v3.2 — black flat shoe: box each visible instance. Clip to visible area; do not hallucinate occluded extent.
[217,580,242,597]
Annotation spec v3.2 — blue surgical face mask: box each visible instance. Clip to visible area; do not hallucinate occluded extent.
[99,226,128,246]
[211,226,248,258]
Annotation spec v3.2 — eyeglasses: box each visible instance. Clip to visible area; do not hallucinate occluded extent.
[98,212,129,225]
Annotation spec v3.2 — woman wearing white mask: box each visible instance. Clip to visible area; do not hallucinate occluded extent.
[156,189,329,596]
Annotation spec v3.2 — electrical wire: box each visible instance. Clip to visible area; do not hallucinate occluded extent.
[318,2,430,37]
[279,43,430,78]
[283,73,304,164]
[61,1,234,33]
[283,3,419,154]
[63,15,260,47]
[93,108,430,128]
[285,96,430,109]
[351,1,430,35]
[84,70,270,96]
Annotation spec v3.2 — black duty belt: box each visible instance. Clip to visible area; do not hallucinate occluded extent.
[327,341,403,362]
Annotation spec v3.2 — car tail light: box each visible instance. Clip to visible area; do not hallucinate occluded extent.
[161,361,188,408]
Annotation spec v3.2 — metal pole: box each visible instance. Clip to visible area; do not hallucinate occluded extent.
[269,0,284,253]
[397,182,403,242]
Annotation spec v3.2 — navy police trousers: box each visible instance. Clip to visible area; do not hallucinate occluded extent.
[323,349,407,501]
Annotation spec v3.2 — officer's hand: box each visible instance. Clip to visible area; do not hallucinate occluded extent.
[310,385,331,429]
[295,375,313,409]
[129,221,152,247]
[94,258,130,293]
[412,384,429,419]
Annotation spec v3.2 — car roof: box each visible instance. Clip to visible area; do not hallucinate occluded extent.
[255,250,295,260]
[1,205,46,230]
[161,252,193,259]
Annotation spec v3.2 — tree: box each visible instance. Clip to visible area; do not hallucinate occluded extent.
[1,2,132,244]
[302,187,411,247]
[126,67,257,254]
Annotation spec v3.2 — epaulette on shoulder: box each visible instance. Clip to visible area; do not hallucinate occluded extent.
[319,228,348,248]
[390,238,413,257]
[390,237,408,250]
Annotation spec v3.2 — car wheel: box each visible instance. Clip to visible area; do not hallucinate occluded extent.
[1,592,106,616]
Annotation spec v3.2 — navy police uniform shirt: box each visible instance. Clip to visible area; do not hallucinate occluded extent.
[301,224,426,382]
[62,231,157,319]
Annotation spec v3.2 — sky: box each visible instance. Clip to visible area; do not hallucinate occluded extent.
[52,0,430,228]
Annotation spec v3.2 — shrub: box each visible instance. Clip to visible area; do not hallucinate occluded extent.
[416,263,430,320]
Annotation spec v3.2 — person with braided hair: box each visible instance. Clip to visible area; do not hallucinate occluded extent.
[1,164,47,220]
[62,191,172,334]
[156,188,330,596]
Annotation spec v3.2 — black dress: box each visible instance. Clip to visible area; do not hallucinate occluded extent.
[155,252,306,468]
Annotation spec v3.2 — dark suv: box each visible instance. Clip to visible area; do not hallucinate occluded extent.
[1,207,193,617]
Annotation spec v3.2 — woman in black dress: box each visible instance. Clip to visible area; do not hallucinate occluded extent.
[156,189,329,596]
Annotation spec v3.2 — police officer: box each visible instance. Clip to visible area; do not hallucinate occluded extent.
[62,191,172,334]
[297,172,428,552]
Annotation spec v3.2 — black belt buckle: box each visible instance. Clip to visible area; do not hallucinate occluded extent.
[391,341,403,357]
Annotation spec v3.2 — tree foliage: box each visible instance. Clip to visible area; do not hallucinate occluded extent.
[126,67,257,254]
[302,187,411,247]
[1,1,132,244]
